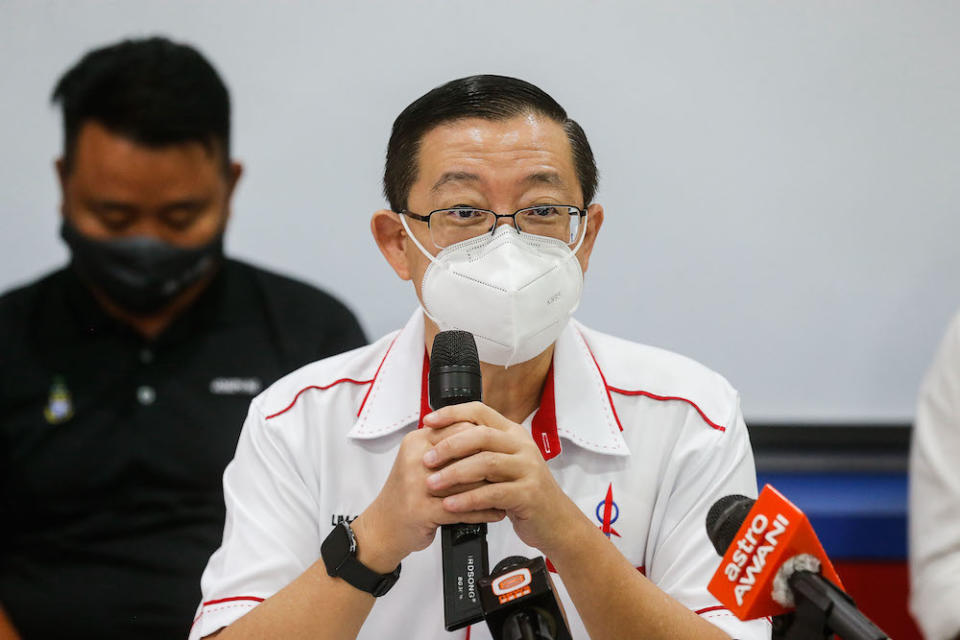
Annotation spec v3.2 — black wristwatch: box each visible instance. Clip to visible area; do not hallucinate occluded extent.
[320,521,401,597]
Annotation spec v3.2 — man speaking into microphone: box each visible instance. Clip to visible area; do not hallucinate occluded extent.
[191,75,770,639]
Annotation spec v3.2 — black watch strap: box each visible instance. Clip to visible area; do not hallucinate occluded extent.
[321,521,401,597]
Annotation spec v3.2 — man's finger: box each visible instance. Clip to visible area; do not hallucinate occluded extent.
[421,401,510,432]
[428,480,488,498]
[423,421,475,446]
[427,500,506,525]
[423,425,516,468]
[426,451,520,490]
[441,483,520,514]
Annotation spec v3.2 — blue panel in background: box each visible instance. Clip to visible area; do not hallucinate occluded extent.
[756,472,907,560]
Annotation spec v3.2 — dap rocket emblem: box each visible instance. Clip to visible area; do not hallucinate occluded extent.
[596,483,621,538]
[43,376,74,425]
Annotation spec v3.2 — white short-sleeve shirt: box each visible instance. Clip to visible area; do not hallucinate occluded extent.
[910,311,960,640]
[191,311,771,639]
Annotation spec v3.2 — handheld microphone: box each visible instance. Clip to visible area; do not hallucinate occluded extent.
[478,556,572,640]
[430,330,489,631]
[706,485,889,640]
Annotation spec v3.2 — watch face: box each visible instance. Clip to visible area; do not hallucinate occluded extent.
[321,522,353,577]
[321,521,401,597]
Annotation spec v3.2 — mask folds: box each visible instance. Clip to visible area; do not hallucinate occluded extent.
[404,219,585,367]
[60,220,224,315]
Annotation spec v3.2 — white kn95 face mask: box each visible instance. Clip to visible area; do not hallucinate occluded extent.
[401,216,586,367]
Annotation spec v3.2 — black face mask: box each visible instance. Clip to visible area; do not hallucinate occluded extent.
[60,220,224,315]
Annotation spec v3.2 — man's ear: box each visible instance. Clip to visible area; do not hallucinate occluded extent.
[576,203,604,274]
[55,158,68,219]
[371,209,412,280]
[221,161,244,226]
[226,161,243,197]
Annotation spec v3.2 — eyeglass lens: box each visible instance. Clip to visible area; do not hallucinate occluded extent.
[430,206,581,247]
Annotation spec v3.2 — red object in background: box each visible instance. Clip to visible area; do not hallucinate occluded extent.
[833,561,922,640]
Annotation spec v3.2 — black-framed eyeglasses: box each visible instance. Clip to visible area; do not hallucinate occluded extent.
[399,205,587,249]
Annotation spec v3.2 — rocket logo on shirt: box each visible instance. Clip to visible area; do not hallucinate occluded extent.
[43,376,74,425]
[595,483,621,538]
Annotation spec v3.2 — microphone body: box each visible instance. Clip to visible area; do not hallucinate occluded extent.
[781,571,888,640]
[430,331,572,639]
[706,485,889,639]
[430,331,488,631]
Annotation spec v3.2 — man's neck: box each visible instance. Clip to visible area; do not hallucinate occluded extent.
[479,349,554,424]
[89,270,217,341]
[423,314,554,424]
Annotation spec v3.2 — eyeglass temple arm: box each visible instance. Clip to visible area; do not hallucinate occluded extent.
[399,210,431,223]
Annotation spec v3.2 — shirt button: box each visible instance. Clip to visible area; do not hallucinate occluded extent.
[140,348,154,364]
[137,385,156,406]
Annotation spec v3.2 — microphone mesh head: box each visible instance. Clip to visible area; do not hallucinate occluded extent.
[430,330,480,371]
[706,494,755,556]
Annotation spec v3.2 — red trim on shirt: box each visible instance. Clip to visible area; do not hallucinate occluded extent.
[265,379,373,420]
[418,350,431,428]
[695,605,730,616]
[531,363,561,460]
[606,387,726,432]
[578,332,624,432]
[265,335,402,421]
[202,595,265,606]
[191,596,264,629]
[356,335,401,417]
[577,329,725,433]
[464,625,471,639]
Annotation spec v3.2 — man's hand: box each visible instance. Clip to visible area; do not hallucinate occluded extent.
[352,423,507,572]
[420,401,587,557]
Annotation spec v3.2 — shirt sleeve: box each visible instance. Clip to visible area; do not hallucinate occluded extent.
[646,395,771,640]
[189,399,321,639]
[910,313,960,640]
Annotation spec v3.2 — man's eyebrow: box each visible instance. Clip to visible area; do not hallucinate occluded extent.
[87,199,138,212]
[160,197,210,211]
[431,171,481,192]
[521,172,565,188]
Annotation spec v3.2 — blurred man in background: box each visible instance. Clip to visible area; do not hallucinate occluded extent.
[0,37,366,638]
[910,312,960,640]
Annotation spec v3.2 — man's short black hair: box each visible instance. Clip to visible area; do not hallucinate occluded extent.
[52,36,231,171]
[384,75,598,212]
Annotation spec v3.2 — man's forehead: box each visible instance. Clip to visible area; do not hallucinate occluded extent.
[71,121,224,169]
[415,115,576,186]
[420,114,567,153]
[72,123,217,173]
[430,170,568,194]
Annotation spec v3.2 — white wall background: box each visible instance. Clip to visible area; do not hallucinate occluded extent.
[1,0,957,422]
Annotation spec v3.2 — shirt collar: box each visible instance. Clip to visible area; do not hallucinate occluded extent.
[348,312,629,458]
[348,310,425,439]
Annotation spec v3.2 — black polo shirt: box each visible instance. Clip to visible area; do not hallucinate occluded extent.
[0,259,366,639]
